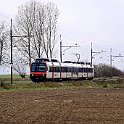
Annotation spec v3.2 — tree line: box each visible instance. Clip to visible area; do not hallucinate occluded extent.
[94,64,124,78]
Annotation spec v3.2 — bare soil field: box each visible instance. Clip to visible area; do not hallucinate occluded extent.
[0,88,124,124]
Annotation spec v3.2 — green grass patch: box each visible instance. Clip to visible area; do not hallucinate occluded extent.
[0,74,30,81]
[0,81,66,92]
[0,77,124,92]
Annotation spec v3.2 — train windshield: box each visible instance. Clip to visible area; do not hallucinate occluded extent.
[31,63,46,72]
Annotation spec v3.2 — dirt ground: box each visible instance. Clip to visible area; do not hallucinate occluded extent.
[0,88,124,124]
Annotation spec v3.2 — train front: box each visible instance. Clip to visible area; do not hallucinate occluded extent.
[30,62,47,82]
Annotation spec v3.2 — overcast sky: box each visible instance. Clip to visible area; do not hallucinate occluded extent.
[0,0,124,71]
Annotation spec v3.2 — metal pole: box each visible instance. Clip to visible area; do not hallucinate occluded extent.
[60,35,62,62]
[91,42,92,66]
[10,19,13,84]
[110,48,112,77]
[110,48,112,67]
[59,35,79,62]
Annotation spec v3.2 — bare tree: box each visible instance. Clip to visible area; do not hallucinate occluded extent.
[0,22,9,65]
[13,56,27,78]
[45,2,59,58]
[14,0,59,67]
[14,1,37,66]
[32,4,46,58]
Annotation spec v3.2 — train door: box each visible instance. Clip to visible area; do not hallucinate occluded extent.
[83,68,87,79]
[71,67,78,79]
[66,67,71,79]
[46,66,53,79]
[54,66,61,79]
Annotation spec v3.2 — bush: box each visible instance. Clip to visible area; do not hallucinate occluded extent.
[0,80,4,87]
[0,81,11,90]
[94,64,124,78]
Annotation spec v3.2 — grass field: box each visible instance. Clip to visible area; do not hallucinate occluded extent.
[0,74,30,81]
[0,74,124,92]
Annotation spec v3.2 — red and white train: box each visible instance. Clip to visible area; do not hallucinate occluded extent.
[30,58,94,82]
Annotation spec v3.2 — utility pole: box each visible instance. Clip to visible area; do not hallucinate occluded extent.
[10,19,13,84]
[110,48,124,77]
[10,19,32,84]
[60,35,62,62]
[91,42,107,67]
[110,48,124,67]
[91,42,93,66]
[60,35,79,62]
[110,48,113,77]
[110,48,112,67]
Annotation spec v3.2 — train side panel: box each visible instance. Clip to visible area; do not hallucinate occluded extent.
[30,58,94,82]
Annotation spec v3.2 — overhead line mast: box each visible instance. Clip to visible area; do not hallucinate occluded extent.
[110,48,124,67]
[10,19,32,84]
[60,35,79,62]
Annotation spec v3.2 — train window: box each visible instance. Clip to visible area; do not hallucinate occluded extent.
[61,67,63,72]
[61,67,67,72]
[72,68,74,72]
[49,67,52,72]
[65,67,67,72]
[54,67,60,72]
[84,68,87,72]
[83,68,93,73]
[89,68,93,73]
[54,67,57,72]
[79,68,82,72]
[49,67,60,72]
[67,67,71,72]
[67,67,69,72]
[75,68,78,72]
[49,67,54,72]
[39,66,46,71]
[31,63,46,72]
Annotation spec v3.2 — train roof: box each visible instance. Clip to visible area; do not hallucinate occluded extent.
[46,61,92,68]
[35,58,59,63]
[63,61,91,65]
[34,58,92,67]
[35,58,50,63]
